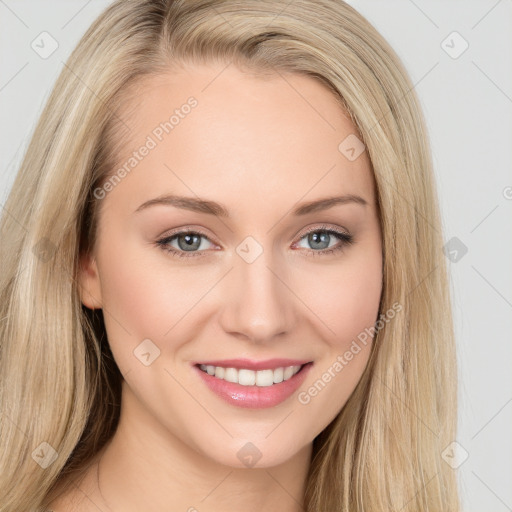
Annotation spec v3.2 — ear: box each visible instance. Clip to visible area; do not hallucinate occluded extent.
[78,252,103,309]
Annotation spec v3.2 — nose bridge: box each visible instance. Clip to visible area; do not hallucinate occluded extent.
[220,240,294,342]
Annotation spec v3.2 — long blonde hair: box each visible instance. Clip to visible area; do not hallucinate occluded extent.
[0,1,459,510]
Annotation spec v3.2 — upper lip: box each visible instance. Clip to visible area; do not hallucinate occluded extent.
[194,358,312,371]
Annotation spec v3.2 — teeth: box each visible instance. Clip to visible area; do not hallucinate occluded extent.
[273,367,284,384]
[224,367,238,383]
[199,364,303,386]
[256,369,274,387]
[239,369,255,386]
[283,366,294,380]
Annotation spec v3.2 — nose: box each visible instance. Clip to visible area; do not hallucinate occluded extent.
[218,248,296,344]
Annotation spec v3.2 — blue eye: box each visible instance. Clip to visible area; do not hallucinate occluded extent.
[293,226,354,257]
[156,225,354,259]
[156,231,214,258]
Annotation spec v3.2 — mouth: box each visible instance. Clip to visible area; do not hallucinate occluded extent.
[196,362,309,387]
[192,359,314,409]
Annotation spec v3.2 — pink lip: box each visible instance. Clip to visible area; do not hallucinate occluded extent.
[192,358,310,371]
[193,362,313,409]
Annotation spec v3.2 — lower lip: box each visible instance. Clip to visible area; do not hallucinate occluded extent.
[193,363,313,409]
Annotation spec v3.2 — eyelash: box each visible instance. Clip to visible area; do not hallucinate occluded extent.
[156,224,354,260]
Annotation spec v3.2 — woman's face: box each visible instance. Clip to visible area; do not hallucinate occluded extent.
[79,62,382,469]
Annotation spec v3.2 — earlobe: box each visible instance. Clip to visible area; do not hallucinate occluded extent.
[78,252,103,310]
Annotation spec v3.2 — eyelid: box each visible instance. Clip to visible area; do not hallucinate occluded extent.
[158,226,218,244]
[294,223,351,240]
[158,223,350,244]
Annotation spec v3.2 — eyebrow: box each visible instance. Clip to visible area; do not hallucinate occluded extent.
[134,193,368,217]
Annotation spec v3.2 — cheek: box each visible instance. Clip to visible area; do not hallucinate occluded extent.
[95,235,223,375]
[95,239,188,368]
[304,246,382,348]
[292,243,381,412]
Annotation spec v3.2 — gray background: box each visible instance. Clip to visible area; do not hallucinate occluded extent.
[1,1,511,510]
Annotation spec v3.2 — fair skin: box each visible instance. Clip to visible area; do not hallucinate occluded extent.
[49,62,382,511]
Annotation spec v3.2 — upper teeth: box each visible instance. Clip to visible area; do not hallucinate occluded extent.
[199,364,302,386]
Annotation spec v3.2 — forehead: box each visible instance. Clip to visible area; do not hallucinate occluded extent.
[107,62,375,213]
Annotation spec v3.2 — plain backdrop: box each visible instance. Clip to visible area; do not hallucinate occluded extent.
[1,1,511,510]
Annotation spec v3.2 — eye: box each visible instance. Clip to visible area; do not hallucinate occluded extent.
[293,225,354,257]
[156,224,354,259]
[156,229,215,258]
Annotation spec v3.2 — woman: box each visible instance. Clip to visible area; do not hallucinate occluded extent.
[0,0,459,510]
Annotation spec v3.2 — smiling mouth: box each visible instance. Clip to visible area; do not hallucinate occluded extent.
[196,363,310,387]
